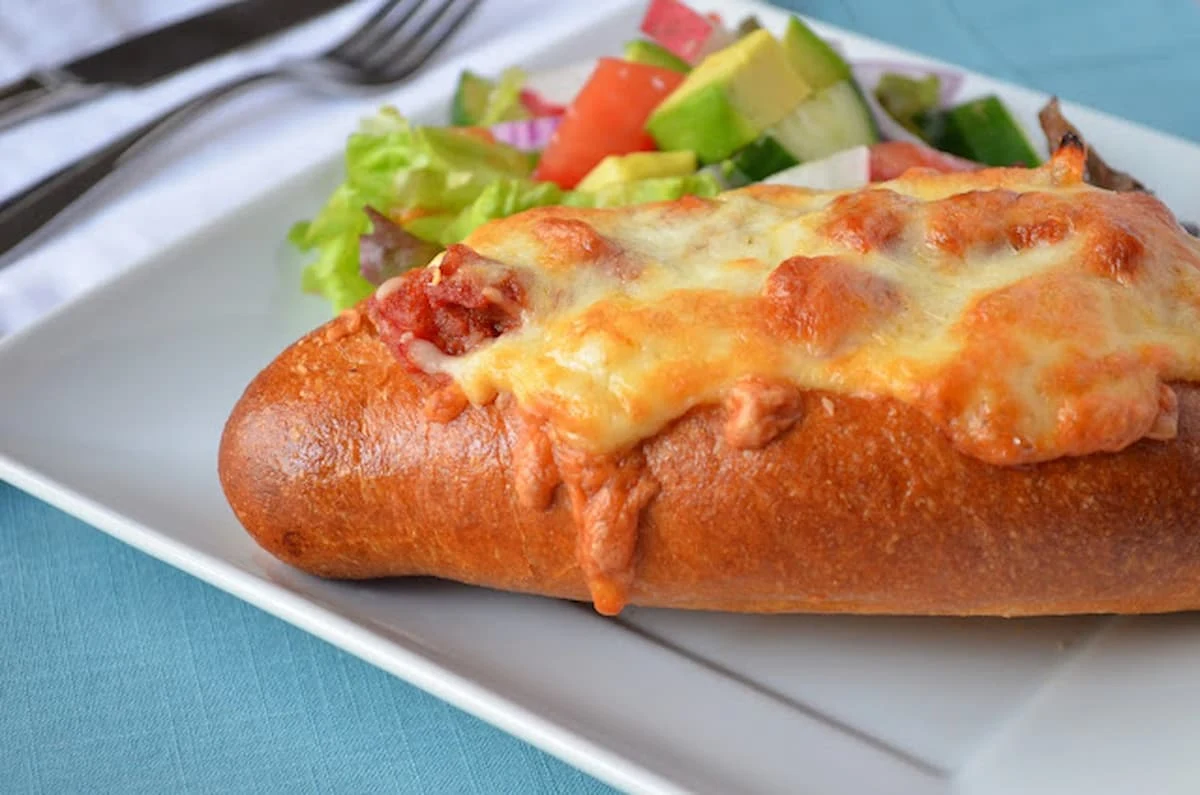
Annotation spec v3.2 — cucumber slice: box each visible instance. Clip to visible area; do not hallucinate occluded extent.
[929,95,1041,167]
[730,135,799,181]
[451,71,494,126]
[913,108,947,144]
[623,39,691,73]
[768,80,879,163]
[781,15,851,92]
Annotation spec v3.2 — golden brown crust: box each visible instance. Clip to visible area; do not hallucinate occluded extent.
[219,311,1200,616]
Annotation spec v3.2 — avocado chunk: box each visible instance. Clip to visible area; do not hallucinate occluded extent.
[781,15,851,92]
[646,29,811,164]
[577,151,698,192]
[570,172,723,207]
[768,80,879,162]
[623,40,691,73]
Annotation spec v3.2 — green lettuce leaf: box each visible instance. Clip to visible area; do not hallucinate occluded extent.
[292,108,723,312]
[403,213,457,243]
[478,67,529,126]
[438,179,565,244]
[435,172,723,244]
[292,108,536,310]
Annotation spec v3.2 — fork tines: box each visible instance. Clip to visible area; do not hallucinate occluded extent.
[329,0,483,82]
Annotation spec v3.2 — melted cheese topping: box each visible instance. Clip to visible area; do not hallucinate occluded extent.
[424,149,1200,465]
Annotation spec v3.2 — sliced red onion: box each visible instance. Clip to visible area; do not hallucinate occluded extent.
[640,0,718,64]
[488,116,561,152]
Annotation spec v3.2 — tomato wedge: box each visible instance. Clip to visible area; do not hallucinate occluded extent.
[533,58,685,189]
[640,0,718,63]
[869,141,982,181]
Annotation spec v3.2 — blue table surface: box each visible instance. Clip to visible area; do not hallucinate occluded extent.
[4,2,1199,792]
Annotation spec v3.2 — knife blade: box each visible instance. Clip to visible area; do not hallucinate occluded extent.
[0,0,351,132]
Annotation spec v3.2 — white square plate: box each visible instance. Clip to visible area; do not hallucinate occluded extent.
[4,2,1200,792]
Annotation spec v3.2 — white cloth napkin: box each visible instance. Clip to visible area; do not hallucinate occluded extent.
[0,0,572,335]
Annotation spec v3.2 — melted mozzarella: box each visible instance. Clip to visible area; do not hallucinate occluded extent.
[429,151,1200,465]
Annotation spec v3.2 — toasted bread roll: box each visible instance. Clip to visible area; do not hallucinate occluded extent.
[219,308,1200,616]
[223,147,1200,615]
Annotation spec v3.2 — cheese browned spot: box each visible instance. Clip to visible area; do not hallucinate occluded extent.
[923,190,1019,259]
[531,217,636,277]
[1085,221,1144,284]
[763,255,901,357]
[1007,212,1071,252]
[919,266,1184,463]
[821,190,915,254]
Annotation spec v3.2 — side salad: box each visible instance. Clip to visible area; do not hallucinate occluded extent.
[291,0,1057,312]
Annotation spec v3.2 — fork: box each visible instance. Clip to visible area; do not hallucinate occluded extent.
[0,0,481,268]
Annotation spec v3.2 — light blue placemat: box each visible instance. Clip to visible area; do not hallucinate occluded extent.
[3,2,1198,793]
[0,481,606,794]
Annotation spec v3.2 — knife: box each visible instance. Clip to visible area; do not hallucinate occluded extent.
[0,0,351,133]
